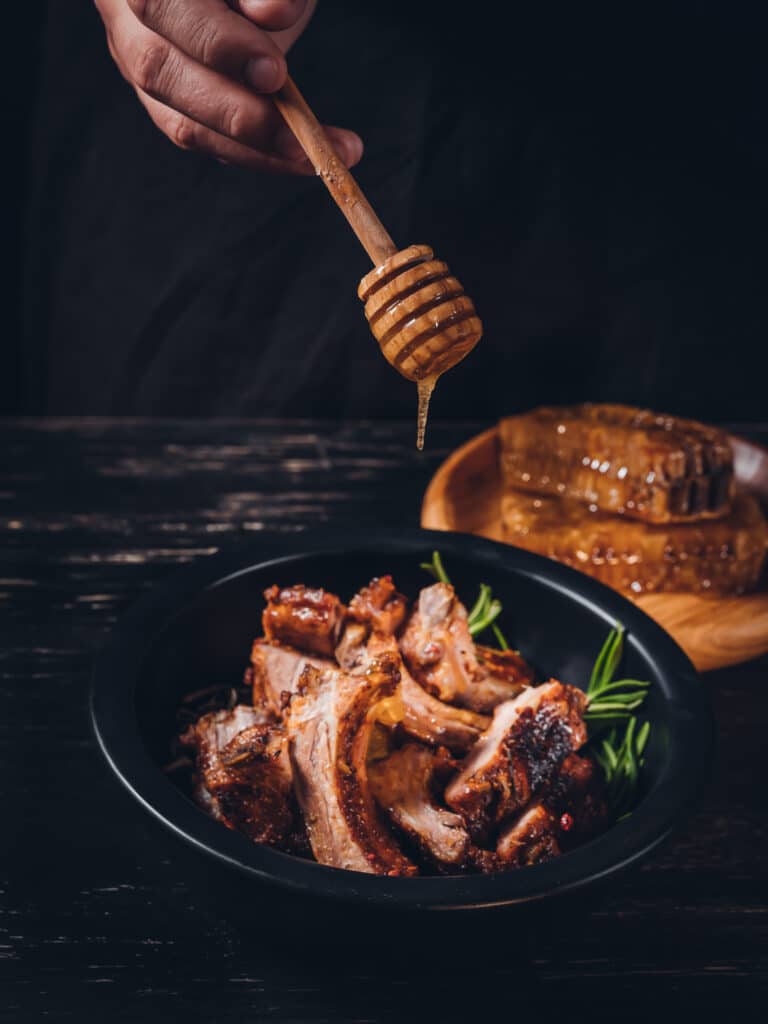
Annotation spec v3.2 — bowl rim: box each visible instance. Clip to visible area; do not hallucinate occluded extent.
[90,528,713,911]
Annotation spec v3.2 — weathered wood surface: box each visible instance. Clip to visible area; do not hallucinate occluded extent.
[1,419,766,1020]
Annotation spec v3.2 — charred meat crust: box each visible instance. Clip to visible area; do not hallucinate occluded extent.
[445,681,588,840]
[475,645,535,692]
[347,576,408,636]
[180,706,301,851]
[338,659,418,877]
[287,660,417,876]
[262,584,346,657]
[545,752,607,844]
[495,804,561,866]
[495,754,606,864]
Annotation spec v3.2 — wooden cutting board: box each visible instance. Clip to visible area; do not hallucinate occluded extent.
[422,428,768,672]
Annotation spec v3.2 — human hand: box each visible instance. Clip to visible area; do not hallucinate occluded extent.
[94,0,363,173]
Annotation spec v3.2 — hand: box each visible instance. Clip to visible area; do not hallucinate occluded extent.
[94,0,363,173]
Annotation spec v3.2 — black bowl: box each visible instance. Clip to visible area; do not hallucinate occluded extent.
[91,528,712,914]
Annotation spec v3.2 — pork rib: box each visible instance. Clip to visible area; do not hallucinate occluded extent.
[400,583,533,713]
[180,705,299,850]
[286,658,417,876]
[495,753,606,864]
[495,804,561,867]
[369,744,470,868]
[444,681,588,839]
[250,639,330,716]
[365,632,489,754]
[262,584,346,657]
[347,575,408,636]
[544,752,607,844]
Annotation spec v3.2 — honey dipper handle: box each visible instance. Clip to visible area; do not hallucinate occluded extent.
[273,76,397,266]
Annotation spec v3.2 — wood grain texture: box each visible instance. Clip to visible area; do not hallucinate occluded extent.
[274,77,396,266]
[1,419,766,1019]
[422,427,768,671]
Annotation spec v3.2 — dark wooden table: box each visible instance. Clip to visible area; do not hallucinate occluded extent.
[2,419,766,1021]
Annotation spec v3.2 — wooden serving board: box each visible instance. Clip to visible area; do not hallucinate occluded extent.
[422,428,768,672]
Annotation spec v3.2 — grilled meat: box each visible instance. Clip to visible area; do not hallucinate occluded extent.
[366,631,490,753]
[334,620,370,673]
[180,705,299,850]
[250,639,330,716]
[501,489,767,596]
[546,752,607,843]
[369,744,470,868]
[347,575,408,635]
[399,671,490,754]
[444,681,588,840]
[495,804,561,866]
[334,576,407,671]
[495,754,605,865]
[262,584,346,657]
[286,659,417,876]
[500,403,734,523]
[401,583,532,713]
[475,644,535,705]
[180,569,615,876]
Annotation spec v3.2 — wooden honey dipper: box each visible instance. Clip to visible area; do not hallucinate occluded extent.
[273,77,483,448]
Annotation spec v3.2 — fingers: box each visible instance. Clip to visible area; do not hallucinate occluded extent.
[95,0,362,174]
[135,88,314,173]
[126,0,287,87]
[226,0,309,33]
[108,4,280,148]
[273,121,364,167]
[135,88,363,172]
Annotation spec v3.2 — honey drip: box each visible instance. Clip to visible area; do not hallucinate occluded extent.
[416,375,437,451]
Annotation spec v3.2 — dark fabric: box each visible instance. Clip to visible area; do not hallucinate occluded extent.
[21,3,768,420]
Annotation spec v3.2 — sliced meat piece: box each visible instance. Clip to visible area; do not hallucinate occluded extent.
[366,632,489,754]
[400,583,532,713]
[475,645,535,703]
[496,804,561,866]
[348,576,408,635]
[444,681,588,839]
[335,576,406,671]
[334,620,370,673]
[180,705,299,850]
[286,658,417,876]
[262,584,346,657]
[399,671,489,754]
[546,753,607,844]
[369,744,470,869]
[250,639,331,716]
[400,583,475,704]
[495,754,605,865]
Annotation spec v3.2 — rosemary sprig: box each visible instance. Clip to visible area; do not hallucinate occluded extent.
[588,624,625,695]
[584,623,651,723]
[583,620,652,819]
[491,623,510,651]
[467,583,503,636]
[420,550,451,585]
[592,717,651,820]
[420,550,509,648]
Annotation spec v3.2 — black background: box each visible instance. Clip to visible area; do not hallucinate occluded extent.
[8,2,768,420]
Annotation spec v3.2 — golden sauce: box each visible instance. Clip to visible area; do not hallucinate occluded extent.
[416,375,437,451]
